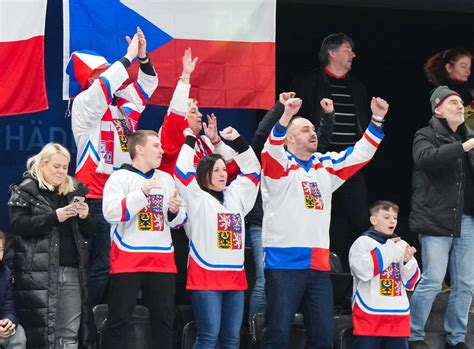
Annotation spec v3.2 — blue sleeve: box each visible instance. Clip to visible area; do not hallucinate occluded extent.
[0,269,17,324]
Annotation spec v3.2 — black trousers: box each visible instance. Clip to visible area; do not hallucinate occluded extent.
[171,227,190,305]
[100,272,175,349]
[329,171,369,270]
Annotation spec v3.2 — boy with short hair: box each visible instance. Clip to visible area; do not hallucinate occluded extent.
[0,231,26,349]
[349,201,420,349]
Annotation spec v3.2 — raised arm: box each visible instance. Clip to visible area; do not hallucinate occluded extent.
[317,98,335,153]
[173,128,205,212]
[72,31,140,132]
[114,28,159,130]
[168,48,197,116]
[252,92,295,159]
[160,49,198,174]
[261,98,302,180]
[319,97,388,191]
[218,127,261,215]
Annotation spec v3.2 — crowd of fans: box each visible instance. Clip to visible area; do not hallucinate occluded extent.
[1,27,473,349]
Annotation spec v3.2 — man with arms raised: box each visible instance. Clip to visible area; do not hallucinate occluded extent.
[261,96,388,348]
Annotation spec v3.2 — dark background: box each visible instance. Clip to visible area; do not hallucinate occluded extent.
[1,0,473,250]
[275,1,474,248]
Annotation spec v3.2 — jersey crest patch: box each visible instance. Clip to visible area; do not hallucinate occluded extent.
[380,262,402,297]
[217,213,242,250]
[301,181,324,210]
[138,194,164,231]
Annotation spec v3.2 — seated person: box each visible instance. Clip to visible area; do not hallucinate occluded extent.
[0,230,26,349]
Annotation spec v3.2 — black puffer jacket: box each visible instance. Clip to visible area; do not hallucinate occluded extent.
[8,176,96,348]
[409,117,474,237]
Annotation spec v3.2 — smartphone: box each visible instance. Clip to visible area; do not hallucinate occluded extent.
[70,196,85,205]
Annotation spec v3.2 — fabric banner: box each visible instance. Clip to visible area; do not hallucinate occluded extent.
[63,0,275,109]
[0,0,49,116]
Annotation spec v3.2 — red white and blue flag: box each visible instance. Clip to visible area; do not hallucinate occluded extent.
[0,0,48,116]
[63,0,276,109]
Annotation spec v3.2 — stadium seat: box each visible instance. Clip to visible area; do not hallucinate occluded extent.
[92,304,151,349]
[181,320,250,349]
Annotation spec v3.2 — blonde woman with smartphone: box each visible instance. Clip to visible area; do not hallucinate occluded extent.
[8,143,96,349]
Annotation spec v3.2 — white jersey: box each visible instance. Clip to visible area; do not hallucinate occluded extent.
[174,142,260,290]
[349,230,420,337]
[102,165,187,274]
[261,122,384,271]
[72,61,158,198]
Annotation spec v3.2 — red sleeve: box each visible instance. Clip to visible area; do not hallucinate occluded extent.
[225,160,240,183]
[159,112,189,175]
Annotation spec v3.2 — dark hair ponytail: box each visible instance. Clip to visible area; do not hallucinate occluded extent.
[424,48,472,85]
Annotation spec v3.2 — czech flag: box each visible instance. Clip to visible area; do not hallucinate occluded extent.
[63,0,275,110]
[0,0,48,117]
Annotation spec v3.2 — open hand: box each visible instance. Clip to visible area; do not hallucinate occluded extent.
[136,27,147,59]
[203,113,219,144]
[182,48,198,78]
[125,32,139,61]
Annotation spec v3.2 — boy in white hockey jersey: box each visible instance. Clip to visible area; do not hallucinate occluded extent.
[349,201,420,349]
[100,130,186,349]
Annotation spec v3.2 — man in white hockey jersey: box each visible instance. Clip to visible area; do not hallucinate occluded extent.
[66,27,158,306]
[261,96,389,348]
[101,130,186,349]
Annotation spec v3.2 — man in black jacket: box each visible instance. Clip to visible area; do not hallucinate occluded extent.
[409,86,474,349]
[0,231,26,349]
[291,33,371,269]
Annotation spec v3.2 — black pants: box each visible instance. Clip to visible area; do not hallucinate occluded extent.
[171,227,190,305]
[100,272,175,349]
[329,171,369,270]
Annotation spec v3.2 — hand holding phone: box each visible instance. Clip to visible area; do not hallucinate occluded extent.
[70,196,85,205]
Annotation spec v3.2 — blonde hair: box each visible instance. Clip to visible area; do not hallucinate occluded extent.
[187,98,198,109]
[26,143,75,195]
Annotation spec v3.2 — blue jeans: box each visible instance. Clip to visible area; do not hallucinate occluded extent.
[352,336,408,349]
[190,290,244,349]
[410,214,474,345]
[245,224,266,322]
[87,199,111,306]
[263,269,333,349]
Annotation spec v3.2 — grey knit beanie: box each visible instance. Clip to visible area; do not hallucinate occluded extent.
[430,86,461,112]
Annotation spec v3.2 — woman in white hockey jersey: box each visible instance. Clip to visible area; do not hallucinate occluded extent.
[174,126,260,349]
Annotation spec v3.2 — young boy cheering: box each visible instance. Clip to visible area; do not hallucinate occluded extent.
[349,201,420,349]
